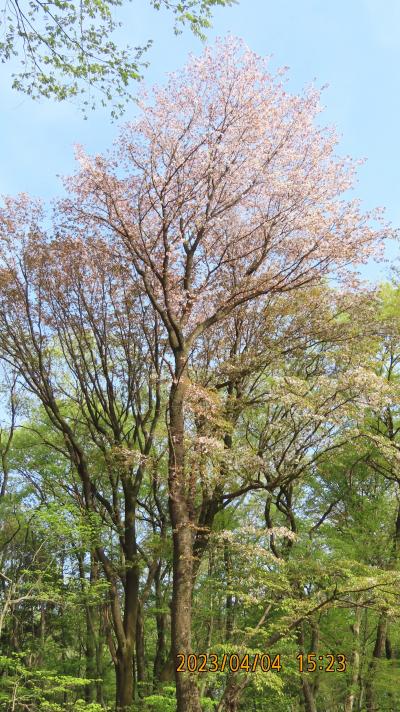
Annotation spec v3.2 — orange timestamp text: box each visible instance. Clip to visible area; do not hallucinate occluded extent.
[176,653,282,673]
[176,652,348,673]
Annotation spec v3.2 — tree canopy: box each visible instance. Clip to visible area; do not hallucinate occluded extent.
[0,38,399,712]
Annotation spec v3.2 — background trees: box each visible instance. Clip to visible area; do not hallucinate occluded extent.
[1,280,400,711]
[0,38,399,712]
[0,0,233,115]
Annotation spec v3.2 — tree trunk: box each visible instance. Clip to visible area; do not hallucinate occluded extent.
[217,680,243,712]
[136,600,146,695]
[224,688,240,712]
[301,679,317,712]
[345,605,362,712]
[85,609,98,703]
[113,471,141,709]
[77,553,99,704]
[113,563,139,707]
[0,451,9,498]
[365,612,387,712]
[153,565,167,686]
[224,543,234,642]
[168,351,202,712]
[115,642,135,710]
[99,491,139,710]
[298,624,317,712]
[95,611,105,706]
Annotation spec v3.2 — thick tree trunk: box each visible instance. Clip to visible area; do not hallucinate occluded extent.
[115,642,135,710]
[115,562,139,707]
[168,351,202,712]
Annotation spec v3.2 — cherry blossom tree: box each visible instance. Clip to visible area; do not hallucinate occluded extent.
[0,37,392,712]
[58,36,391,711]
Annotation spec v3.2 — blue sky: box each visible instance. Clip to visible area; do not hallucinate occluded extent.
[1,0,399,281]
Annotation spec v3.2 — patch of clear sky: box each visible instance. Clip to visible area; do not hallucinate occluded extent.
[0,0,399,283]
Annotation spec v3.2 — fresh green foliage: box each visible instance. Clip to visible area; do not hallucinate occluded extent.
[0,0,234,115]
[1,284,400,710]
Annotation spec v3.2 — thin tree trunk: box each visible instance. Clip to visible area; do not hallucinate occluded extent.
[95,608,105,706]
[136,600,146,695]
[85,616,97,704]
[0,452,9,498]
[153,565,167,686]
[111,468,142,710]
[77,553,98,703]
[345,605,362,712]
[224,543,234,642]
[301,680,317,712]
[298,624,317,712]
[365,612,387,712]
[97,525,138,709]
[199,547,215,700]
